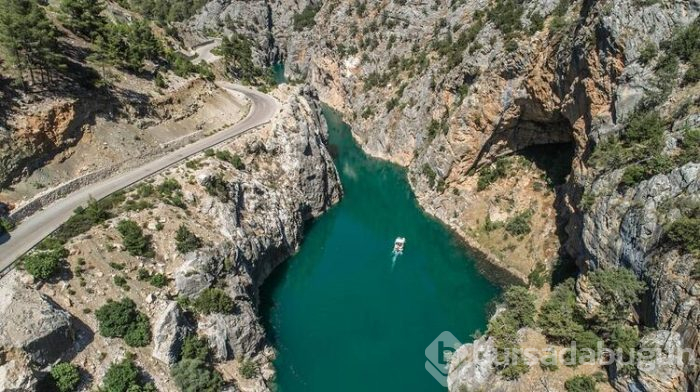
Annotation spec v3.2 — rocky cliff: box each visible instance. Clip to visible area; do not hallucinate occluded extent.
[190,0,700,390]
[0,85,341,391]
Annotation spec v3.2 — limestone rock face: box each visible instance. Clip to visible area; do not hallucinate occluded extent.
[447,337,499,392]
[152,301,194,365]
[632,331,686,392]
[171,86,341,387]
[0,99,80,187]
[583,163,700,275]
[0,349,38,392]
[0,271,74,367]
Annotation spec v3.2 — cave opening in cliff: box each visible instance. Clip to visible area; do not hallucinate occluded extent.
[517,142,575,187]
[517,140,578,283]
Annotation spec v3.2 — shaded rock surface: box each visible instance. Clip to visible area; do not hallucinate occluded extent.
[152,301,193,365]
[0,270,75,367]
[191,0,700,390]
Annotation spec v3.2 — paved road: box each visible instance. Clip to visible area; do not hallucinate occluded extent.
[0,83,280,273]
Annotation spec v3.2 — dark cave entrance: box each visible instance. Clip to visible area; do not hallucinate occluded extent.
[517,140,579,284]
[517,142,576,187]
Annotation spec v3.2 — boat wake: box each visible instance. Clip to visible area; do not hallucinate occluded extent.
[391,237,406,270]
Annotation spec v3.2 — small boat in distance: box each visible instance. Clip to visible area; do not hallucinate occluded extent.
[393,237,406,255]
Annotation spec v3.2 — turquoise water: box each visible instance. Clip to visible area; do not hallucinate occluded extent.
[272,63,286,85]
[260,106,500,391]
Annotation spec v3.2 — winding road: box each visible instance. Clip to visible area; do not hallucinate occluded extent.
[0,82,280,273]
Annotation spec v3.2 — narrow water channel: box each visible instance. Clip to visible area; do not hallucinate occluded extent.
[260,87,500,392]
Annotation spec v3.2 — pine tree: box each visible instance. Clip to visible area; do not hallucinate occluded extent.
[0,0,63,86]
[60,0,106,38]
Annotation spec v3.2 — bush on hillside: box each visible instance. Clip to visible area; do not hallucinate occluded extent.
[505,210,533,236]
[180,334,211,362]
[588,268,646,328]
[22,239,68,281]
[666,217,700,255]
[503,285,537,328]
[175,224,203,254]
[193,288,235,315]
[117,220,153,257]
[171,359,224,392]
[564,375,597,392]
[102,355,156,392]
[54,196,117,243]
[50,362,81,392]
[215,150,245,170]
[239,359,259,379]
[293,4,321,31]
[95,298,151,347]
[528,262,548,288]
[477,158,511,191]
[538,279,585,343]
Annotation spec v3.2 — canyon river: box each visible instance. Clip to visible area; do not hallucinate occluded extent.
[260,105,500,391]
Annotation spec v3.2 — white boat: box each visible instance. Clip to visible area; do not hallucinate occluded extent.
[393,237,406,254]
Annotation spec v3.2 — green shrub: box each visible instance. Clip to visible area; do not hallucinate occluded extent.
[193,288,235,315]
[50,362,81,392]
[505,210,533,236]
[136,183,155,197]
[487,312,529,379]
[487,0,524,36]
[588,268,646,328]
[293,4,321,31]
[157,178,181,195]
[638,41,658,64]
[663,16,700,62]
[539,355,558,371]
[528,262,548,288]
[666,217,700,255]
[23,249,64,280]
[171,359,224,392]
[239,359,259,379]
[538,279,585,343]
[0,217,14,234]
[426,118,448,140]
[102,355,156,392]
[180,335,211,362]
[566,330,602,366]
[117,220,153,257]
[609,324,640,360]
[149,273,168,288]
[477,158,511,191]
[22,239,67,280]
[679,127,700,164]
[95,298,151,347]
[113,275,128,287]
[53,197,115,243]
[620,164,646,187]
[622,110,665,145]
[564,375,597,392]
[421,164,437,188]
[684,53,700,84]
[215,150,245,169]
[503,285,537,328]
[176,225,203,254]
[203,173,230,202]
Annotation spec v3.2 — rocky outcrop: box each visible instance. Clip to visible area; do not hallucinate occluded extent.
[0,99,82,187]
[0,271,75,367]
[0,349,38,391]
[170,85,341,388]
[152,301,193,365]
[447,336,500,391]
[613,331,687,392]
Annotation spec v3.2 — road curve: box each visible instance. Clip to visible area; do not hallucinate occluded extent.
[0,83,280,273]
